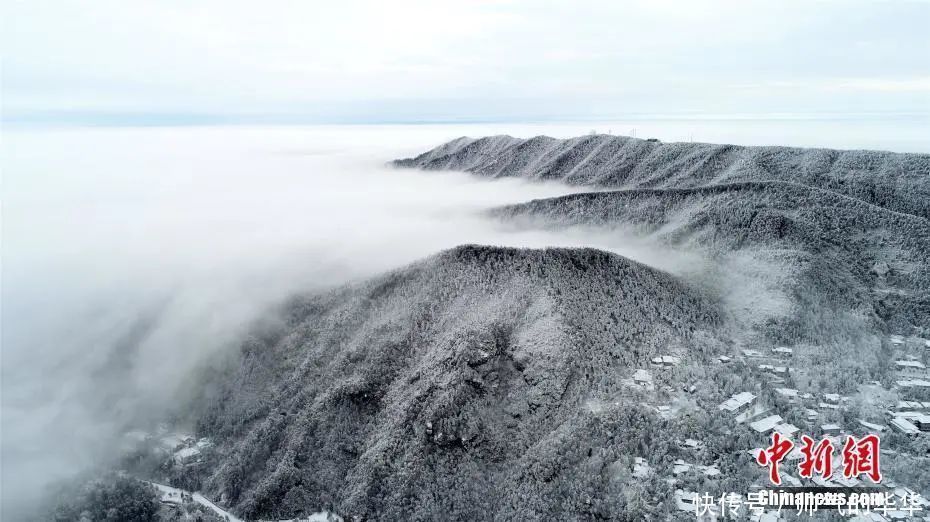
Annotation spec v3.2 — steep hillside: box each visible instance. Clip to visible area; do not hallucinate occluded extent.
[70,136,930,521]
[392,135,930,219]
[185,246,723,520]
[495,181,930,332]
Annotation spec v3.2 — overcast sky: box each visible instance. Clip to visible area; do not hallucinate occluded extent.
[4,0,929,123]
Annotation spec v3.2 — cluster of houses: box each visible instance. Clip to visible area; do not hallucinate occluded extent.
[645,337,930,519]
[739,348,796,383]
[895,357,929,388]
[889,335,930,429]
[888,400,930,435]
[892,336,930,389]
[709,384,930,520]
[630,353,684,391]
[120,428,213,466]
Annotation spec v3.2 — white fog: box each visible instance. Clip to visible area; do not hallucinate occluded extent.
[1,124,683,515]
[2,120,925,517]
[5,0,929,518]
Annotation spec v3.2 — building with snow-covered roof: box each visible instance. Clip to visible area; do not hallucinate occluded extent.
[735,404,769,424]
[890,417,919,435]
[749,415,783,433]
[910,413,930,431]
[632,457,652,479]
[772,347,793,356]
[651,355,681,367]
[895,360,928,378]
[821,424,841,435]
[680,438,704,450]
[674,489,698,513]
[633,369,652,386]
[719,391,756,412]
[673,459,693,475]
[773,423,799,437]
[896,379,930,388]
[859,419,886,433]
[775,388,799,403]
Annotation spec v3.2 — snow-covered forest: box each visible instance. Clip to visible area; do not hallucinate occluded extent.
[34,134,930,521]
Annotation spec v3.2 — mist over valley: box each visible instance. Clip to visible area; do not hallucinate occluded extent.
[5,123,930,520]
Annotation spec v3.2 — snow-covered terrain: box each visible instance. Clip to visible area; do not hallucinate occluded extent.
[7,128,930,521]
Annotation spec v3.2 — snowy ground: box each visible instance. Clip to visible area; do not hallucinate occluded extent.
[146,480,342,522]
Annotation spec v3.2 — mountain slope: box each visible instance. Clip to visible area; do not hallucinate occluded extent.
[494,181,930,329]
[392,135,930,219]
[186,246,722,520]
[124,136,930,521]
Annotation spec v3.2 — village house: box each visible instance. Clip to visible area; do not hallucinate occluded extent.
[890,417,920,435]
[892,411,930,431]
[672,459,692,475]
[859,419,886,433]
[652,355,681,367]
[896,378,930,388]
[773,423,799,437]
[749,415,783,434]
[679,438,704,450]
[632,457,652,479]
[651,355,681,367]
[895,360,928,379]
[633,369,652,387]
[719,391,756,412]
[735,404,770,424]
[674,490,699,514]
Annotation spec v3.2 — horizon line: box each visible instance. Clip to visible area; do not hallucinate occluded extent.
[5,109,930,128]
